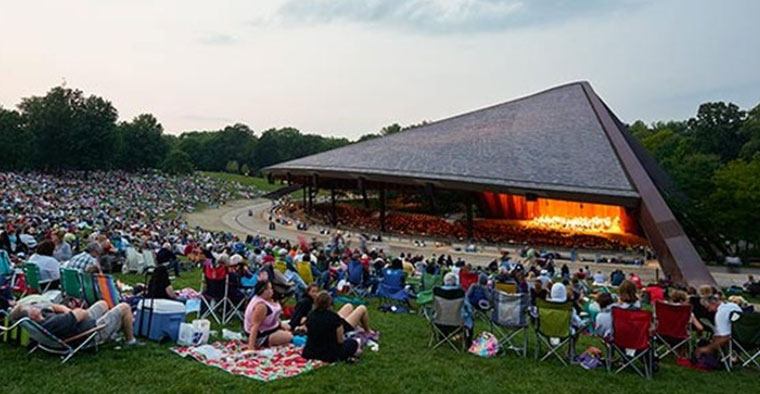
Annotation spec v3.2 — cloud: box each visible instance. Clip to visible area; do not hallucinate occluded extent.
[271,0,645,34]
[198,33,238,46]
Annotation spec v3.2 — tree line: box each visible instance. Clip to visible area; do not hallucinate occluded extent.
[0,86,358,175]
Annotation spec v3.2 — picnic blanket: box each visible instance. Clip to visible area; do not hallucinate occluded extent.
[171,340,327,382]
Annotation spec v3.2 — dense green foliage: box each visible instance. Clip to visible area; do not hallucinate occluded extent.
[629,102,760,259]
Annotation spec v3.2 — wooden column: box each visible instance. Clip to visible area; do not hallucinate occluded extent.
[307,185,313,214]
[330,188,337,226]
[466,199,474,240]
[379,186,386,233]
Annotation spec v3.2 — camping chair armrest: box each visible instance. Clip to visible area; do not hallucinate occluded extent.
[0,319,24,332]
[63,324,107,343]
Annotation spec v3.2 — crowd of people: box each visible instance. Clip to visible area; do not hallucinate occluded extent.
[305,203,645,251]
[0,171,755,373]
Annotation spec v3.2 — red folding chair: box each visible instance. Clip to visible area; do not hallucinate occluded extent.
[607,308,654,378]
[459,271,478,292]
[654,301,692,359]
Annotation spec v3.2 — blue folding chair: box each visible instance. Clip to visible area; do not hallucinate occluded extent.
[346,260,369,298]
[376,268,409,307]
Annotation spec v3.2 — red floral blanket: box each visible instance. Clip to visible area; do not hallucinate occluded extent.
[171,340,327,382]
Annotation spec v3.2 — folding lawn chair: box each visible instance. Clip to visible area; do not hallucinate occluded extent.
[221,274,252,325]
[534,298,574,365]
[376,268,409,308]
[93,274,121,309]
[296,261,314,285]
[142,249,157,271]
[494,282,517,294]
[198,263,227,325]
[468,285,492,323]
[416,273,442,316]
[459,271,478,292]
[654,301,692,359]
[22,262,55,296]
[0,250,17,288]
[429,286,467,352]
[490,291,529,357]
[346,260,369,298]
[726,311,760,370]
[60,267,83,299]
[607,307,654,378]
[5,317,106,363]
[123,246,146,274]
[80,273,100,307]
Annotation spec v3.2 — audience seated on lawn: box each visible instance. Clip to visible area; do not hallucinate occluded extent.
[147,258,182,301]
[244,280,293,349]
[617,280,641,310]
[441,272,474,344]
[290,283,320,333]
[466,274,492,310]
[27,239,61,288]
[302,291,364,363]
[9,300,140,346]
[51,231,73,262]
[66,241,103,273]
[594,292,615,339]
[695,295,742,359]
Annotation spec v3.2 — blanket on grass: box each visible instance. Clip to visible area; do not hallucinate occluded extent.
[171,340,327,382]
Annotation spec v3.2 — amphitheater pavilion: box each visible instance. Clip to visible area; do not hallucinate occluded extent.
[263,81,715,287]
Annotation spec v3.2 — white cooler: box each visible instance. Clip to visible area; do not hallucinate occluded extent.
[134,299,186,342]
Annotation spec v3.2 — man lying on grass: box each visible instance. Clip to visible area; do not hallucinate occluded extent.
[10,300,141,346]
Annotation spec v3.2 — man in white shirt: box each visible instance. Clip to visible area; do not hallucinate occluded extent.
[696,296,742,357]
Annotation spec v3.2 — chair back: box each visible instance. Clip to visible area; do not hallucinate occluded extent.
[274,260,287,274]
[381,268,404,290]
[433,287,465,327]
[18,318,70,352]
[60,267,83,298]
[421,273,442,291]
[491,291,529,328]
[536,298,573,338]
[459,271,478,292]
[80,273,99,305]
[611,307,652,350]
[142,249,156,269]
[347,260,365,286]
[0,250,12,276]
[731,311,760,348]
[494,282,517,294]
[654,301,691,339]
[94,274,120,309]
[23,262,42,293]
[296,261,314,285]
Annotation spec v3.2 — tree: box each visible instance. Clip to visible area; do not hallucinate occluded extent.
[240,163,250,175]
[117,114,169,170]
[17,86,118,170]
[380,123,402,136]
[687,102,747,161]
[707,155,760,255]
[225,160,239,174]
[162,149,194,175]
[0,107,28,170]
[739,104,760,159]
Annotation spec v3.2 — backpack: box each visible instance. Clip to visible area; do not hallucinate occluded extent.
[468,332,499,357]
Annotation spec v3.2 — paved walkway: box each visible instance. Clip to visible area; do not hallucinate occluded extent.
[186,199,752,288]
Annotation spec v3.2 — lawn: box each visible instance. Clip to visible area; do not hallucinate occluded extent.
[2,270,758,394]
[199,171,281,193]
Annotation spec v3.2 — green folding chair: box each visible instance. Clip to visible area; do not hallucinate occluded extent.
[60,267,83,299]
[534,298,575,365]
[22,262,53,296]
[80,273,99,306]
[416,273,442,317]
[727,311,760,370]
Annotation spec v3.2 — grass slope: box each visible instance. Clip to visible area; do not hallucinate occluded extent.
[199,171,281,193]
[3,270,757,394]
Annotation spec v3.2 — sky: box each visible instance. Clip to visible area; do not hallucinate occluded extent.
[1,0,758,139]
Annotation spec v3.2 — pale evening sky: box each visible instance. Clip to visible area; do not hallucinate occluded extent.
[0,0,758,139]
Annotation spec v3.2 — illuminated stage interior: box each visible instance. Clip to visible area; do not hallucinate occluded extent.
[479,192,638,236]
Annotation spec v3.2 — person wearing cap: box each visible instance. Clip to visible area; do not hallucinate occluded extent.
[227,254,252,304]
[66,241,102,273]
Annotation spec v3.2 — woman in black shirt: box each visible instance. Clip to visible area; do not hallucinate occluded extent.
[290,283,319,333]
[302,291,361,362]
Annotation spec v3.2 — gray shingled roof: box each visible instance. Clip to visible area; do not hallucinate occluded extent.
[265,82,638,200]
